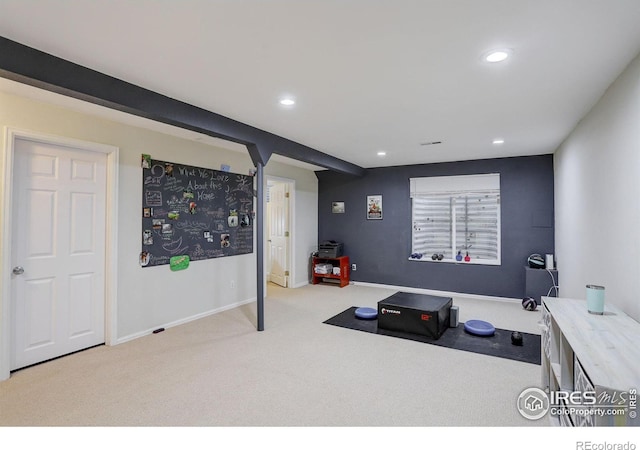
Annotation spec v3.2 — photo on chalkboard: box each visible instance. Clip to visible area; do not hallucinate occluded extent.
[139,251,150,266]
[143,230,153,245]
[221,234,230,248]
[332,202,345,214]
[228,213,238,227]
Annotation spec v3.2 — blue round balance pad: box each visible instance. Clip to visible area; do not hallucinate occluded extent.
[354,307,378,320]
[464,319,496,336]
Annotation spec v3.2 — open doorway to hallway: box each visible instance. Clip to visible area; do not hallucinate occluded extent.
[266,177,294,288]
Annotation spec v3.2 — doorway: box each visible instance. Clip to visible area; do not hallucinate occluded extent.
[266,177,294,288]
[0,129,118,380]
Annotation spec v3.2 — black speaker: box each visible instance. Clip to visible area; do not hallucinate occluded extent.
[527,254,545,269]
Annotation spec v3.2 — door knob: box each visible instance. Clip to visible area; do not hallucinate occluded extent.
[12,266,24,275]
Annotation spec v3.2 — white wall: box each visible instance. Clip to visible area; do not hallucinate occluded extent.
[554,53,640,321]
[0,89,318,342]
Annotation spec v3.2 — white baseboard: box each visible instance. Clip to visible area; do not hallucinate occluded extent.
[116,283,519,345]
[352,281,521,304]
[116,296,257,345]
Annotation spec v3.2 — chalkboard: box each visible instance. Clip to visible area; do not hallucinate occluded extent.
[140,157,254,267]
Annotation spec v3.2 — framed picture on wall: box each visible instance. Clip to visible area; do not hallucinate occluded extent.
[332,201,345,213]
[367,195,382,220]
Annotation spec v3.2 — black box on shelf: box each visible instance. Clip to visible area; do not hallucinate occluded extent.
[318,241,343,258]
[377,292,452,339]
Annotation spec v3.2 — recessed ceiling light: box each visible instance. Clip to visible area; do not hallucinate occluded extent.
[377,151,386,157]
[279,98,295,106]
[484,49,511,63]
[493,139,505,144]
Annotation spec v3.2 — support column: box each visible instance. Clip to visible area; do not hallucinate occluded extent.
[256,162,265,331]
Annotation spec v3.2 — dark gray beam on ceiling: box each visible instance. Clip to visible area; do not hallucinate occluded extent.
[0,36,366,176]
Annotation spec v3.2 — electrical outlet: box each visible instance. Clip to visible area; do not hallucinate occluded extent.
[351,264,357,271]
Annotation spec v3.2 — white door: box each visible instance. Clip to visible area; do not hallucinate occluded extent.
[267,182,289,287]
[11,138,107,370]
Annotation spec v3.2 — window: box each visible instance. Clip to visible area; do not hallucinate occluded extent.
[410,174,501,265]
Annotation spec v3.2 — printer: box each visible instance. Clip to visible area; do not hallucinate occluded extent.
[318,240,344,258]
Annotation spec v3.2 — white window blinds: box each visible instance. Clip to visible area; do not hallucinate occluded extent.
[410,174,501,265]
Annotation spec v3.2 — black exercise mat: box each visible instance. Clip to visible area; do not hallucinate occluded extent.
[324,307,541,365]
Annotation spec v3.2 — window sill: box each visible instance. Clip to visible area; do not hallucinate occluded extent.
[408,256,501,266]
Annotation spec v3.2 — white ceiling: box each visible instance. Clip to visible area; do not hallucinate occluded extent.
[1,0,640,170]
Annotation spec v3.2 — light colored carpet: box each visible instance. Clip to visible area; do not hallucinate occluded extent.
[0,283,545,427]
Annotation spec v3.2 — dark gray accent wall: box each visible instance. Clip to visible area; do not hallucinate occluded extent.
[316,155,555,299]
